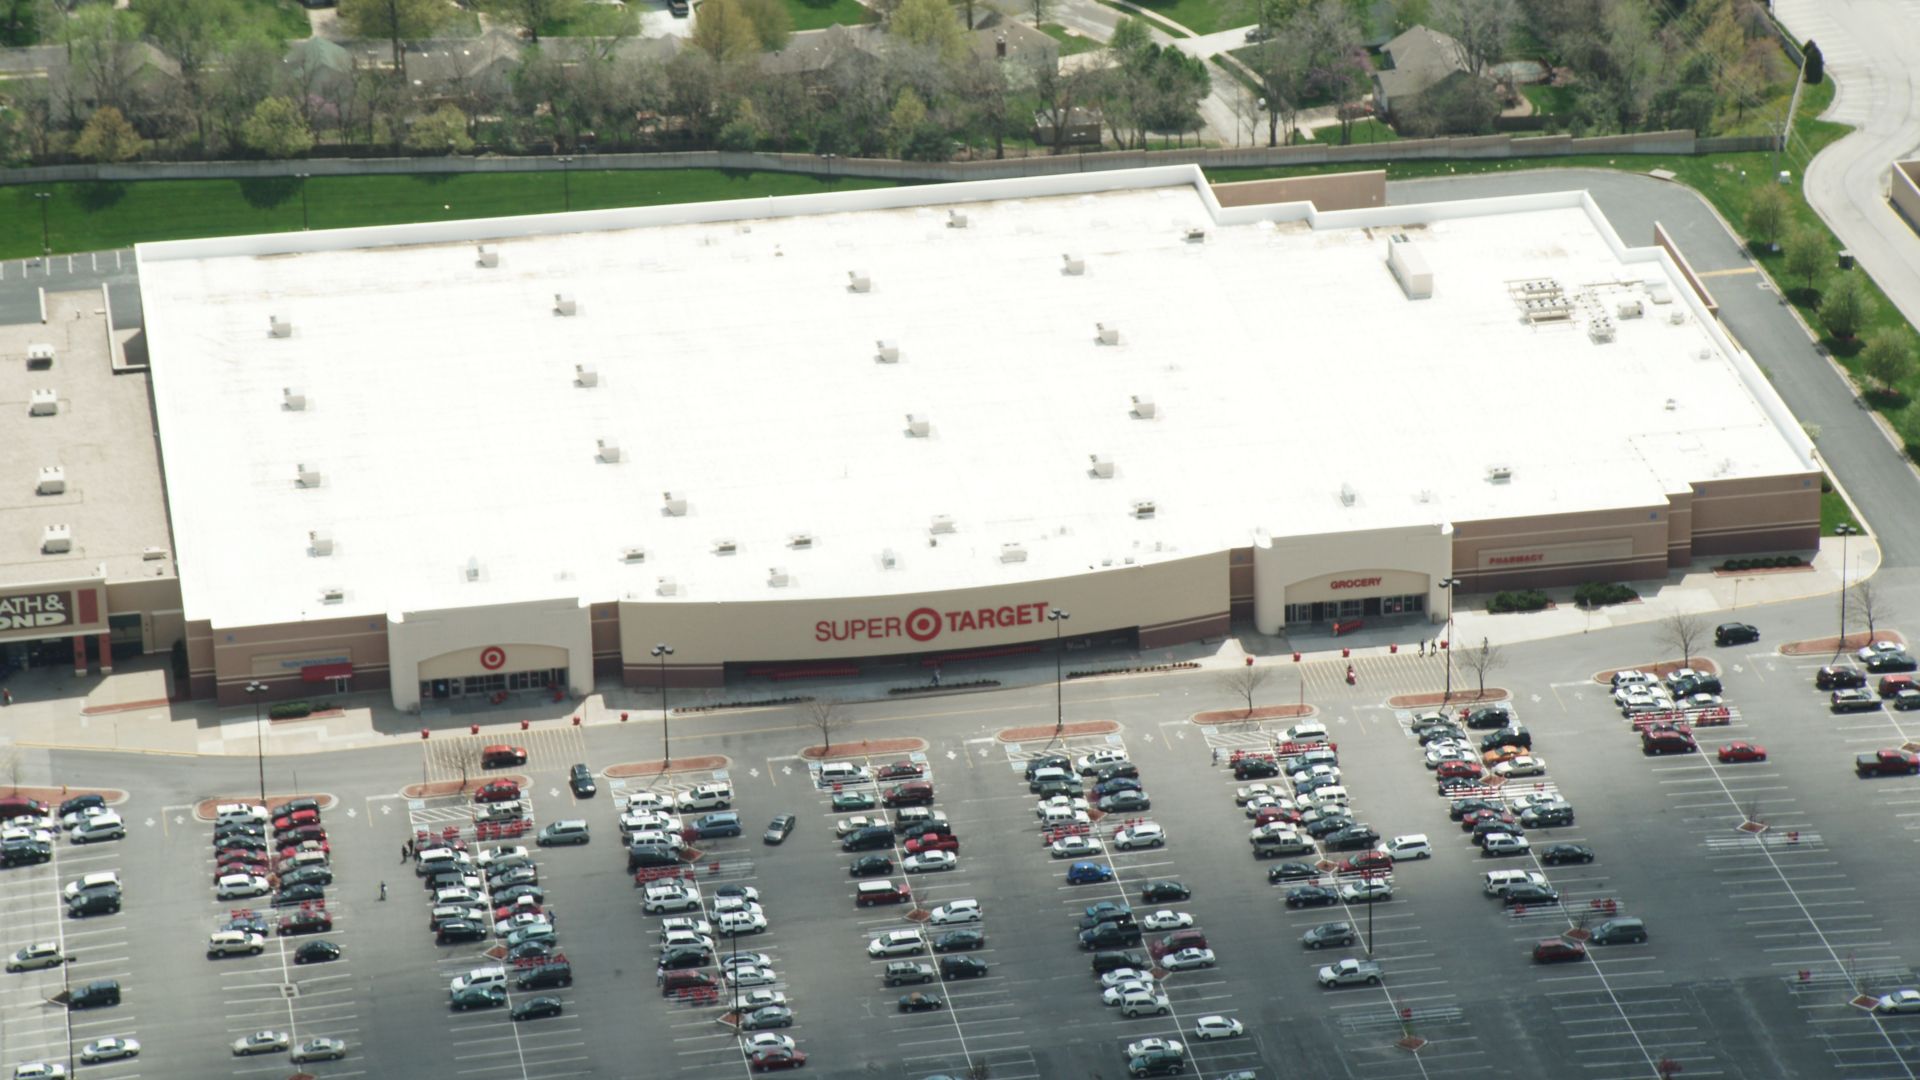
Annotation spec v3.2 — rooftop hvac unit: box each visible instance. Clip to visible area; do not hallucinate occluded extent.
[712,538,737,555]
[1096,323,1120,346]
[768,567,790,587]
[309,530,334,556]
[283,387,307,411]
[876,340,900,363]
[41,524,72,554]
[1062,254,1086,276]
[1665,398,1678,411]
[26,344,53,368]
[464,557,482,582]
[1386,238,1433,300]
[930,514,956,535]
[620,546,647,563]
[848,271,872,293]
[269,316,292,338]
[1647,281,1673,304]
[999,542,1028,563]
[663,492,688,516]
[29,389,57,416]
[1089,454,1115,479]
[319,586,345,603]
[554,293,577,316]
[1669,311,1687,326]
[906,414,930,437]
[880,548,899,570]
[476,245,499,268]
[141,546,166,561]
[1588,317,1616,344]
[295,464,322,489]
[1339,483,1357,507]
[1616,300,1644,320]
[597,438,622,464]
[575,364,599,387]
[1486,465,1512,483]
[1132,500,1156,519]
[789,533,814,549]
[947,210,969,229]
[1184,227,1207,243]
[656,577,681,597]
[37,465,65,495]
[1130,395,1156,419]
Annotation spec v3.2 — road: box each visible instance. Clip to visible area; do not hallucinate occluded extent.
[0,249,142,329]
[1774,0,1920,329]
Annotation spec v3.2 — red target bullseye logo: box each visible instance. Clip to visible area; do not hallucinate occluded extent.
[479,646,507,671]
[904,608,942,642]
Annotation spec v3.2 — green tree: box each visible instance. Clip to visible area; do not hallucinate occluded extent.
[72,105,146,161]
[404,103,475,154]
[1860,329,1916,392]
[134,0,246,148]
[1432,0,1518,78]
[240,96,314,158]
[0,0,51,47]
[339,0,449,80]
[691,0,759,63]
[62,6,148,119]
[886,86,927,156]
[716,99,763,150]
[888,0,964,63]
[484,0,581,43]
[1818,272,1872,340]
[1744,183,1788,252]
[1780,225,1825,295]
[735,0,792,50]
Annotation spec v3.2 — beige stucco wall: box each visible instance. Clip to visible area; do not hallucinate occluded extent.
[389,597,593,711]
[104,575,184,653]
[1209,171,1388,212]
[1251,523,1453,634]
[1893,161,1920,232]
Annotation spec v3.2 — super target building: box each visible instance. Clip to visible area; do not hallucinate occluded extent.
[126,165,1820,710]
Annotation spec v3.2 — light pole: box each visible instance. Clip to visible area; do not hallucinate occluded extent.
[558,156,573,212]
[1834,524,1855,661]
[652,643,673,771]
[1438,578,1463,703]
[34,191,51,255]
[1048,608,1070,742]
[245,680,268,803]
[295,172,311,230]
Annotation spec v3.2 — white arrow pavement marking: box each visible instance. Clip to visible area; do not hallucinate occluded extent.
[380,805,392,815]
[549,788,561,798]
[173,815,184,825]
[946,750,957,760]
[144,818,155,827]
[781,765,793,775]
[748,768,760,778]
[978,746,990,757]
[1733,665,1745,674]
[1531,694,1542,703]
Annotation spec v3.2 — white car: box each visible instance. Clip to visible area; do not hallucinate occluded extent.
[1610,668,1654,688]
[6,943,67,972]
[215,874,271,900]
[1141,910,1192,930]
[1113,823,1165,851]
[1381,834,1432,860]
[1125,1037,1185,1059]
[675,784,733,811]
[736,988,789,1010]
[214,803,269,826]
[660,930,717,953]
[1340,880,1394,903]
[1288,763,1341,786]
[1035,795,1092,817]
[1101,966,1153,988]
[621,811,683,834]
[717,910,769,936]
[60,805,109,829]
[495,913,551,938]
[868,930,925,958]
[475,845,529,867]
[713,896,764,917]
[290,1037,347,1064]
[1493,755,1546,778]
[929,900,982,925]
[11,1065,66,1080]
[835,815,889,837]
[724,965,777,988]
[1103,979,1156,1005]
[659,917,714,938]
[1875,989,1920,1014]
[79,1039,140,1064]
[1,826,54,846]
[63,872,120,899]
[1678,692,1724,710]
[231,1031,291,1056]
[1049,835,1103,859]
[719,952,774,971]
[904,851,957,873]
[1234,783,1281,805]
[1160,947,1216,971]
[1859,641,1905,662]
[742,1033,797,1055]
[1619,691,1674,715]
[623,790,674,811]
[70,814,126,843]
[1192,1015,1244,1040]
[1425,744,1474,769]
[1074,749,1130,774]
[1242,795,1285,818]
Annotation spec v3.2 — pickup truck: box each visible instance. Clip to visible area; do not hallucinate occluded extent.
[1856,750,1920,778]
[1316,958,1382,987]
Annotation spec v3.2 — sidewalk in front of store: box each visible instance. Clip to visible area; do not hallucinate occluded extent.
[0,536,1878,760]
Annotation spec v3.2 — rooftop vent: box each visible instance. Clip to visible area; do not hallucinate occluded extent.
[1339,483,1357,507]
[26,344,53,368]
[141,546,166,561]
[1617,300,1644,320]
[1062,254,1086,276]
[575,364,598,387]
[848,271,871,293]
[36,466,65,495]
[41,524,72,554]
[947,210,969,229]
[1588,317,1616,344]
[29,389,57,416]
[906,414,930,438]
[1089,454,1115,479]
[464,557,482,582]
[876,340,900,363]
[1669,311,1687,326]
[476,245,499,268]
[596,438,622,464]
[1647,281,1673,304]
[1132,499,1157,519]
[1387,237,1433,300]
[1184,227,1208,243]
[880,548,899,570]
[319,586,345,603]
[930,515,956,535]
[768,567,790,587]
[713,538,737,555]
[295,464,322,489]
[269,316,292,338]
[1096,323,1120,346]
[663,492,688,517]
[656,576,681,596]
[1130,395,1156,419]
[1665,398,1678,411]
[309,530,334,556]
[1486,464,1512,483]
[789,533,814,549]
[283,387,307,411]
[1000,542,1028,564]
[554,293,577,316]
[621,546,647,563]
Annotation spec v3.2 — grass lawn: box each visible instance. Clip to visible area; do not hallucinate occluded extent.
[539,4,641,37]
[240,0,314,40]
[0,171,904,258]
[783,0,874,31]
[1822,488,1862,536]
[1095,0,1226,36]
[1038,22,1103,56]
[1521,83,1575,122]
[1308,118,1399,144]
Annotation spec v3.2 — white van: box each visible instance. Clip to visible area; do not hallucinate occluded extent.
[1483,869,1547,896]
[818,762,872,787]
[642,882,701,914]
[1041,805,1090,828]
[449,965,507,994]
[1382,834,1432,860]
[1295,786,1349,812]
[214,803,268,826]
[1282,721,1329,745]
[63,871,120,899]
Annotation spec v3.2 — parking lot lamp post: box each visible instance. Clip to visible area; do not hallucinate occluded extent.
[1834,524,1855,661]
[1438,578,1462,703]
[245,680,268,803]
[1366,885,1375,956]
[1048,608,1071,742]
[652,643,673,771]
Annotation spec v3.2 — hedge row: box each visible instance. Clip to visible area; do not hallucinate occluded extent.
[888,680,1001,695]
[675,695,814,714]
[1572,582,1639,609]
[1068,662,1202,679]
[267,699,331,720]
[1487,590,1551,613]
[1721,555,1805,571]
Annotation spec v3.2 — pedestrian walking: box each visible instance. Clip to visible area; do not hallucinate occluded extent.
[2,687,11,706]
[400,844,408,864]
[378,881,387,901]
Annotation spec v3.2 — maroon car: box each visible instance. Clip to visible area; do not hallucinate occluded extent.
[882,782,934,808]
[278,909,332,936]
[1532,938,1586,963]
[875,761,926,781]
[475,780,522,804]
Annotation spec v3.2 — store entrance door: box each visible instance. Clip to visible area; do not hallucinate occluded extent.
[420,667,566,703]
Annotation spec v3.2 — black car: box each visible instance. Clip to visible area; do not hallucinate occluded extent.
[1095,763,1140,783]
[1418,725,1469,746]
[900,820,953,840]
[67,979,120,1009]
[1033,777,1080,799]
[1304,815,1355,838]
[939,955,989,980]
[506,940,556,964]
[1079,922,1142,950]
[1540,843,1596,865]
[1233,759,1280,781]
[1672,674,1723,696]
[512,996,564,1021]
[1471,819,1524,845]
[1092,777,1142,799]
[59,793,107,819]
[516,961,573,990]
[68,888,121,917]
[224,914,270,936]
[1285,885,1340,908]
[1449,797,1502,821]
[658,946,711,971]
[1715,622,1760,646]
[275,883,327,906]
[1079,904,1134,930]
[849,854,895,877]
[568,764,597,798]
[1139,880,1189,903]
[494,884,544,906]
[1817,666,1867,690]
[281,866,335,888]
[898,992,945,1012]
[293,940,341,964]
[1,840,52,866]
[1481,726,1530,751]
[1324,825,1380,851]
[436,919,488,944]
[1464,706,1514,729]
[841,826,894,852]
[1867,652,1919,674]
[1100,791,1152,813]
[1501,883,1560,907]
[1301,922,1358,949]
[218,834,269,852]
[1437,776,1483,795]
[1024,754,1072,780]
[629,845,677,871]
[1520,803,1575,828]
[763,815,795,845]
[934,929,986,953]
[1268,861,1320,883]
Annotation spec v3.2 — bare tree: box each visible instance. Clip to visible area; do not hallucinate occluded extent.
[430,740,483,791]
[1459,638,1505,698]
[1847,580,1894,641]
[966,1061,993,1080]
[1218,662,1271,719]
[809,699,850,756]
[1660,613,1708,667]
[1432,0,1518,78]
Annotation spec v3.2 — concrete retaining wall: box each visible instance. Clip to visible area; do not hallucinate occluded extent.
[1892,160,1920,235]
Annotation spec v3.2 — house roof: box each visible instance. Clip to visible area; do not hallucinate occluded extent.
[1375,24,1467,102]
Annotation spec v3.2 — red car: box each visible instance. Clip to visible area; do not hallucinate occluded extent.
[1339,851,1393,875]
[882,782,934,808]
[1460,809,1515,832]
[1253,806,1302,827]
[1717,742,1767,763]
[904,834,959,855]
[475,780,522,804]
[749,1048,808,1072]
[1532,938,1587,964]
[272,808,321,831]
[278,909,332,936]
[875,761,926,781]
[1436,760,1484,780]
[1149,929,1208,958]
[278,839,332,860]
[481,745,528,768]
[215,860,269,881]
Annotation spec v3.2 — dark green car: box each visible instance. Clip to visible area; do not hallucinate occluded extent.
[831,791,877,812]
[450,985,506,1011]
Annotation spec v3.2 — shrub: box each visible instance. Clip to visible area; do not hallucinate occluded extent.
[1573,582,1639,608]
[268,701,312,720]
[1787,555,1803,566]
[1488,589,1550,613]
